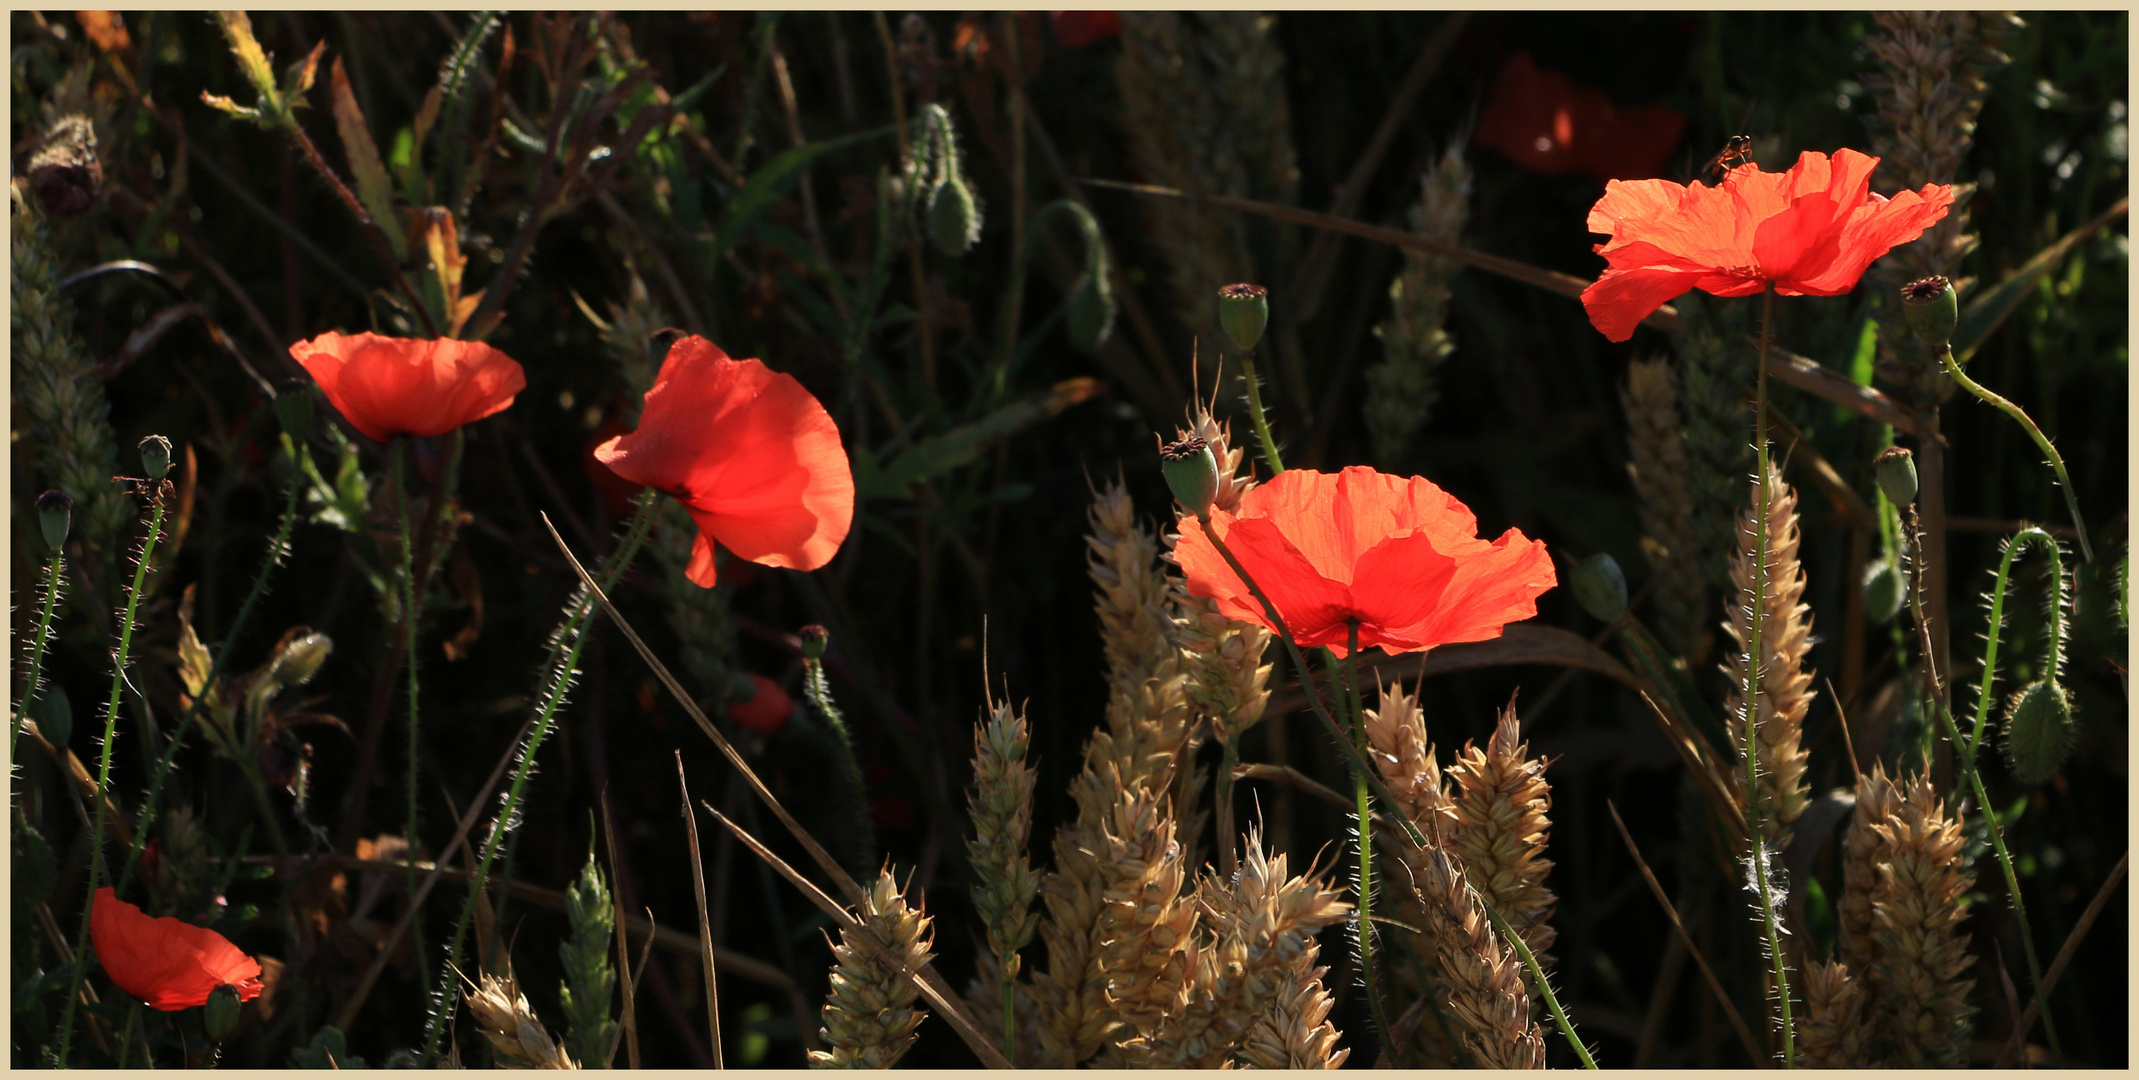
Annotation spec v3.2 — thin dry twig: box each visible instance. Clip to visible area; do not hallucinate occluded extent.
[599,790,641,1069]
[2001,850,2127,1066]
[1606,801,1767,1066]
[676,754,724,1068]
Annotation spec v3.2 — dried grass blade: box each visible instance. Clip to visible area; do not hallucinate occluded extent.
[2002,850,2127,1066]
[1606,801,1766,1066]
[676,754,724,1068]
[599,791,641,1069]
[702,805,1017,1069]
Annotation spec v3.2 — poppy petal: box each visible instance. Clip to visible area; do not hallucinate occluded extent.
[1384,528,1558,651]
[1175,512,1351,646]
[91,888,264,1011]
[288,332,525,442]
[1341,531,1462,656]
[1581,263,1713,342]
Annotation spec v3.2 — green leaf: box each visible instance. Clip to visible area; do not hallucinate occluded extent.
[856,378,1103,500]
[330,58,405,260]
[709,126,895,264]
[1953,196,2130,362]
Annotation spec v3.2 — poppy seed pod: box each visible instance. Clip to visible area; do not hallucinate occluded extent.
[275,381,314,437]
[799,624,830,661]
[927,172,981,256]
[1874,446,1918,507]
[1861,558,1904,624]
[1217,283,1270,353]
[1900,275,1958,351]
[1065,271,1116,354]
[139,435,174,481]
[204,983,246,1040]
[1160,436,1220,518]
[37,489,72,551]
[1569,553,1628,622]
[2002,680,2074,786]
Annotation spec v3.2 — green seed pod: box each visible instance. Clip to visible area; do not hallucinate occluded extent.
[35,685,72,749]
[204,983,246,1041]
[1569,553,1629,623]
[1159,436,1220,518]
[1862,558,1905,624]
[2002,680,2075,786]
[139,434,173,481]
[798,624,830,661]
[36,489,72,551]
[1065,272,1116,354]
[1217,283,1270,353]
[1874,445,1918,507]
[927,172,981,256]
[1899,275,1958,351]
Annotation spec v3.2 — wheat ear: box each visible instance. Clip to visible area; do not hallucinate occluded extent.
[1365,145,1471,468]
[1720,463,1815,850]
[1232,936,1350,1070]
[1409,848,1547,1070]
[1621,355,1709,654]
[1795,958,1871,1068]
[1447,702,1559,964]
[809,868,937,1069]
[463,966,578,1069]
[1866,772,1977,1067]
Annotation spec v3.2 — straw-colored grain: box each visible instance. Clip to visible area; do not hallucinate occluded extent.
[809,868,936,1069]
[1720,463,1816,850]
[463,967,578,1069]
[1866,773,1977,1067]
[1447,703,1557,963]
[1407,848,1546,1070]
[1796,957,1870,1068]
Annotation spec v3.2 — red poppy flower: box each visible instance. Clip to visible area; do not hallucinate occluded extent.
[1580,148,1955,342]
[1051,11,1122,48]
[1174,466,1556,658]
[592,336,853,588]
[1476,53,1686,184]
[90,888,264,1011]
[287,332,526,442]
[728,674,795,737]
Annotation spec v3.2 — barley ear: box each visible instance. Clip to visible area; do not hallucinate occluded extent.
[809,868,937,1069]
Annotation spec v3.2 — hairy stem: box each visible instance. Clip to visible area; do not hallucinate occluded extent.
[1238,350,1285,474]
[1746,288,1795,1065]
[1338,624,1398,1064]
[1936,348,2091,563]
[1968,528,2065,754]
[12,548,66,772]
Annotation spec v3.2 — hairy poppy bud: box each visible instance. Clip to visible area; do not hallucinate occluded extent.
[1900,275,1958,351]
[276,381,314,437]
[1217,283,1269,353]
[37,489,72,551]
[33,687,71,749]
[1160,436,1220,518]
[798,624,830,661]
[268,632,334,689]
[139,435,174,481]
[1569,553,1628,622]
[1862,558,1904,624]
[927,172,981,256]
[204,983,246,1040]
[2002,680,2074,787]
[1874,446,1918,507]
[1065,272,1116,354]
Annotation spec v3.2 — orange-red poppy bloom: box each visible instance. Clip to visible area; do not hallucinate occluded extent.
[90,888,264,1011]
[1051,11,1122,48]
[593,336,853,588]
[288,332,526,442]
[1174,466,1556,658]
[1580,147,1954,342]
[1476,52,1686,184]
[728,673,795,737]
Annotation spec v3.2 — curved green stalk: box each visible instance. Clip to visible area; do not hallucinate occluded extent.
[1745,288,1795,1066]
[12,547,66,772]
[56,488,167,1066]
[1968,528,2064,755]
[1936,347,2091,562]
[421,492,659,1065]
[1238,350,1285,474]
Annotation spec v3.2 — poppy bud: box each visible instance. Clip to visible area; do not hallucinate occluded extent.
[1160,436,1220,518]
[267,632,334,689]
[276,381,314,437]
[1861,558,1904,624]
[1217,283,1269,353]
[140,435,174,481]
[798,624,830,661]
[37,489,72,551]
[2002,680,2074,787]
[1569,553,1628,623]
[34,686,71,749]
[1899,275,1958,351]
[1874,446,1918,507]
[927,173,982,256]
[204,983,245,1040]
[1065,272,1116,354]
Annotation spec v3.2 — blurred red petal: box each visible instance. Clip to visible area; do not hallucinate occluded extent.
[91,888,263,1011]
[288,332,525,442]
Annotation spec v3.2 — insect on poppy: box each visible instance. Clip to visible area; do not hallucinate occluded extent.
[1701,134,1755,183]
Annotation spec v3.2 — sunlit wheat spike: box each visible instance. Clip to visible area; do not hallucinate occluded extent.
[1230,937,1349,1070]
[1621,355,1710,654]
[1720,462,1816,851]
[462,965,578,1069]
[1670,292,1758,603]
[1366,144,1470,469]
[1408,848,1546,1070]
[1089,784,1197,1051]
[1865,771,1977,1067]
[809,867,937,1069]
[1169,403,1273,749]
[1447,701,1559,965]
[1838,763,1906,974]
[1796,957,1871,1068]
[966,699,1041,985]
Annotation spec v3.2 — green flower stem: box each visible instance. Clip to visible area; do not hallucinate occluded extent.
[394,439,424,939]
[1194,518,1595,1067]
[421,491,659,1066]
[1967,528,2063,755]
[119,441,303,893]
[1935,347,2092,563]
[12,546,66,773]
[1216,737,1240,877]
[1746,288,1795,1067]
[1335,624,1399,1065]
[801,649,876,883]
[1238,350,1285,474]
[56,486,167,1067]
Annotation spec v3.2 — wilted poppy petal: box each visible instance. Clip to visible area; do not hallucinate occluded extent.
[288,332,525,442]
[91,888,264,1011]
